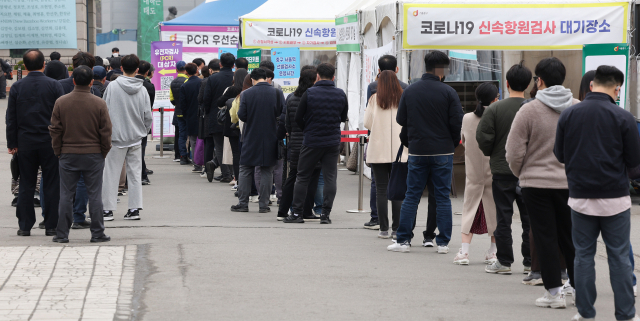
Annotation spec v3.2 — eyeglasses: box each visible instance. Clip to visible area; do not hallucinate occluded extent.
[533,76,539,83]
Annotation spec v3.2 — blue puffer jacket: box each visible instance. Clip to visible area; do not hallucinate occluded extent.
[295,80,348,149]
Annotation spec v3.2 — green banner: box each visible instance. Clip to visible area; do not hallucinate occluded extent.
[137,0,164,62]
[238,49,262,73]
[583,43,629,108]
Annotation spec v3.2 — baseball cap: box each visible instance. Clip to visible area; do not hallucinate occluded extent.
[93,66,107,80]
[176,60,186,71]
[103,58,110,66]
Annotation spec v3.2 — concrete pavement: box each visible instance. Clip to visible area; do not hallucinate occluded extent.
[0,98,639,320]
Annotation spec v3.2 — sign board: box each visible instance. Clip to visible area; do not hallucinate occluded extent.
[150,41,182,137]
[583,43,629,108]
[271,47,300,79]
[0,0,77,49]
[160,26,239,49]
[361,42,394,128]
[237,49,261,73]
[242,19,337,50]
[273,78,299,100]
[449,50,477,61]
[403,2,628,50]
[336,14,360,52]
[137,0,163,61]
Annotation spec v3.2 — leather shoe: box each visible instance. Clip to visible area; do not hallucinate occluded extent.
[90,235,111,243]
[146,169,153,175]
[38,221,45,229]
[213,175,223,181]
[17,230,30,236]
[45,229,56,236]
[230,204,249,212]
[71,220,91,229]
[52,236,69,243]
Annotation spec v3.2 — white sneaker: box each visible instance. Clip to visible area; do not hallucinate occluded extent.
[562,281,575,296]
[277,217,285,221]
[484,251,497,264]
[231,185,238,191]
[270,194,277,202]
[200,172,207,178]
[453,249,469,265]
[249,196,259,203]
[437,245,449,254]
[423,239,434,247]
[378,231,390,239]
[535,290,566,309]
[229,179,236,186]
[571,313,595,321]
[387,241,410,253]
[634,285,637,297]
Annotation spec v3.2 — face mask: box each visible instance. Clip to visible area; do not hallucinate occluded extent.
[112,53,119,57]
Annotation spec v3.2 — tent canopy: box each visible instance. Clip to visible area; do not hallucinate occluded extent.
[242,0,360,20]
[163,0,268,26]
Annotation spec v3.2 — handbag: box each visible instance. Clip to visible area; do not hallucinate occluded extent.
[193,139,205,166]
[346,143,358,172]
[387,146,408,201]
[217,107,227,125]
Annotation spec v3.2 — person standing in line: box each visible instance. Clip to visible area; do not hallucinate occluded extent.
[0,58,11,99]
[92,66,108,98]
[199,59,220,170]
[44,52,69,80]
[506,57,578,308]
[170,61,190,165]
[283,63,348,224]
[197,65,212,177]
[476,62,532,274]
[277,69,321,221]
[101,54,152,221]
[106,57,123,81]
[231,68,280,213]
[364,70,407,239]
[179,63,203,173]
[235,58,249,70]
[556,66,640,321]
[192,58,206,77]
[203,54,235,183]
[49,66,112,243]
[135,60,155,185]
[6,49,64,236]
[387,51,463,253]
[452,83,499,265]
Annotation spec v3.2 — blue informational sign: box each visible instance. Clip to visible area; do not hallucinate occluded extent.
[220,48,238,58]
[271,48,300,79]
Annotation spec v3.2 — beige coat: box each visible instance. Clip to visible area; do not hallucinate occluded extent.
[364,95,408,164]
[461,112,497,235]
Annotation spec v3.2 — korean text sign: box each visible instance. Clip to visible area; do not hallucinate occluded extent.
[161,26,239,49]
[271,48,300,79]
[150,41,182,137]
[0,0,77,49]
[238,49,261,73]
[243,19,337,50]
[336,14,360,52]
[137,0,163,62]
[583,43,629,109]
[403,3,628,50]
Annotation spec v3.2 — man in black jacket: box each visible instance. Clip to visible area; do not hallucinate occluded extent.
[179,63,203,173]
[170,61,189,164]
[0,58,11,99]
[388,51,463,253]
[283,63,348,224]
[6,49,64,236]
[202,53,235,182]
[136,60,155,185]
[555,66,640,321]
[92,66,108,97]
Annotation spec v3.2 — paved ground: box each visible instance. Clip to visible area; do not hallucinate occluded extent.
[0,98,639,320]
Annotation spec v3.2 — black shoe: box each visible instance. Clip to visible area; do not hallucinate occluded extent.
[230,204,248,212]
[45,229,56,236]
[34,198,41,207]
[364,218,379,230]
[103,211,114,221]
[234,191,239,197]
[213,175,223,181]
[90,235,111,243]
[141,177,151,185]
[205,161,217,182]
[52,235,69,243]
[259,207,271,213]
[38,221,45,229]
[180,156,191,165]
[303,213,320,221]
[17,229,30,236]
[124,210,140,220]
[146,169,153,175]
[320,214,332,224]
[118,191,127,196]
[11,196,17,207]
[192,165,203,173]
[220,177,233,183]
[283,214,304,223]
[71,220,91,229]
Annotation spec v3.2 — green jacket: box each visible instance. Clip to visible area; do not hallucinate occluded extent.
[476,97,525,176]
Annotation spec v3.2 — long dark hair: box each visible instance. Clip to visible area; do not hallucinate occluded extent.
[579,70,596,101]
[233,68,248,89]
[376,70,403,110]
[294,69,317,97]
[474,82,499,117]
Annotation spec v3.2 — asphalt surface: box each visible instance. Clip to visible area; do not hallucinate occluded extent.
[0,98,638,320]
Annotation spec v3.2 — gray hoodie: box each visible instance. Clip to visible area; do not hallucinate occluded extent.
[103,75,153,148]
[535,85,574,113]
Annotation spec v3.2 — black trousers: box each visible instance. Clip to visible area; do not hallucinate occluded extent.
[0,73,6,98]
[204,136,214,164]
[141,136,148,180]
[174,125,181,159]
[291,145,339,216]
[370,163,402,232]
[522,188,575,289]
[229,135,240,180]
[492,175,531,267]
[278,164,320,217]
[17,148,60,230]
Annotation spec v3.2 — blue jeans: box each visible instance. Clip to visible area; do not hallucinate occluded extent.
[572,209,635,320]
[396,155,453,246]
[314,171,324,214]
[177,117,188,157]
[631,245,636,286]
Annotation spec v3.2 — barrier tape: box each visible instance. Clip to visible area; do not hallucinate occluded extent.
[340,137,360,143]
[341,130,368,135]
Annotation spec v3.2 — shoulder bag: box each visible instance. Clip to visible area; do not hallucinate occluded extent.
[387,145,408,201]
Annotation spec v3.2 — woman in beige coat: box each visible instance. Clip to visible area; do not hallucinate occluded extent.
[364,71,408,239]
[453,83,499,266]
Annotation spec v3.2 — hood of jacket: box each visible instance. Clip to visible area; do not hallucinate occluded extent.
[535,85,574,113]
[114,75,144,95]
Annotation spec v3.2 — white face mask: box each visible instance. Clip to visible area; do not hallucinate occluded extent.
[112,53,119,57]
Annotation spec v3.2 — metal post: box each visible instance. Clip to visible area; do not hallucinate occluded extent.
[347,135,371,213]
[153,107,170,159]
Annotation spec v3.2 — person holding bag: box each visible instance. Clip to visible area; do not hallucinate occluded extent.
[452,82,499,266]
[364,70,407,239]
